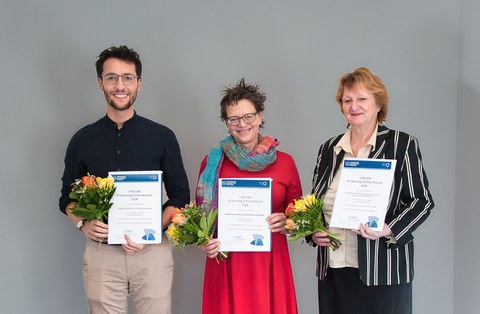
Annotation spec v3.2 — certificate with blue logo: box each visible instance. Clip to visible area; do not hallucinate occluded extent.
[107,171,163,244]
[218,178,272,252]
[330,158,396,231]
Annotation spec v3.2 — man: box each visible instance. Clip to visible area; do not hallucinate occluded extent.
[59,45,190,314]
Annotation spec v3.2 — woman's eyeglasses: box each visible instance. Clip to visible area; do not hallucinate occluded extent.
[226,112,258,126]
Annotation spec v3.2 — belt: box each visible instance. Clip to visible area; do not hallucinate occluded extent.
[89,238,122,246]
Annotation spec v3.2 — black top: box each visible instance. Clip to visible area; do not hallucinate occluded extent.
[59,112,190,214]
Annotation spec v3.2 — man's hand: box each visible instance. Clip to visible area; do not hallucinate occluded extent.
[122,234,146,255]
[81,219,109,242]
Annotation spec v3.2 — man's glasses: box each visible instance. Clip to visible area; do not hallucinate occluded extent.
[226,112,258,126]
[101,74,139,86]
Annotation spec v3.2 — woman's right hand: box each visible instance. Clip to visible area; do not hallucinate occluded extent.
[312,231,331,247]
[201,238,221,258]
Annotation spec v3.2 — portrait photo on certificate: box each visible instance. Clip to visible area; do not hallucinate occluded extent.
[107,171,163,244]
[330,158,396,231]
[217,178,272,252]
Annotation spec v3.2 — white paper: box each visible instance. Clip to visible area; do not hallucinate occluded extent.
[217,178,272,252]
[330,158,396,231]
[107,171,163,244]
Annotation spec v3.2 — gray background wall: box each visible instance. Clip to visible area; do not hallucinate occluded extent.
[456,0,480,313]
[0,0,475,313]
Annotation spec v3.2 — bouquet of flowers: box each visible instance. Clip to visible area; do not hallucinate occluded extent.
[166,203,228,260]
[285,194,342,250]
[69,174,116,223]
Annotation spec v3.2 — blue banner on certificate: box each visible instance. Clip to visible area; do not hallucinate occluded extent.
[218,178,272,252]
[330,158,396,231]
[107,171,163,244]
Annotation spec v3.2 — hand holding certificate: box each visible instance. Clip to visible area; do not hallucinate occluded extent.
[329,158,396,231]
[217,178,272,252]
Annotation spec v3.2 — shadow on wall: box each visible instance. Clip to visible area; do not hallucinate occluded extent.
[454,80,480,313]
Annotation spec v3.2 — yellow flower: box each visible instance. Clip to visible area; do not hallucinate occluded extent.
[96,175,115,189]
[304,194,316,208]
[294,194,318,212]
[294,199,308,212]
[166,224,178,240]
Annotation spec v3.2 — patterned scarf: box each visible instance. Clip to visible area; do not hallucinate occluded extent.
[196,135,279,210]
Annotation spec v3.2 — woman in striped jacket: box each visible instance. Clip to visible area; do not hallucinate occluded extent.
[310,67,434,314]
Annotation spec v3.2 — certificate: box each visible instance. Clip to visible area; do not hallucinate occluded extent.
[107,171,163,244]
[329,158,396,231]
[217,178,272,252]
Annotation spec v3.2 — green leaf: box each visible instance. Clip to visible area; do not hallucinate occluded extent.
[69,191,80,200]
[206,209,218,229]
[288,230,314,241]
[71,208,96,221]
[199,216,207,232]
[71,207,90,216]
[86,204,97,210]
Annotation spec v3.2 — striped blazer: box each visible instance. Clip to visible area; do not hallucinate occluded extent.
[311,124,434,286]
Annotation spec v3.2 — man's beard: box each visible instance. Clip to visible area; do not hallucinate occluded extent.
[104,91,137,111]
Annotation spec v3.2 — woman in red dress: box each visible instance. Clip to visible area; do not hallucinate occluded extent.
[196,78,302,314]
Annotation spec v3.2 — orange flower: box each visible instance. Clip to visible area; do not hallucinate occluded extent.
[285,218,297,230]
[170,208,182,220]
[285,202,295,217]
[82,175,96,187]
[170,208,186,225]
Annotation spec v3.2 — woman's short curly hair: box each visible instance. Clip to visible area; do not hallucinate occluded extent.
[220,78,266,128]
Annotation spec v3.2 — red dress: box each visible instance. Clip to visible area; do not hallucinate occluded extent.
[198,151,302,314]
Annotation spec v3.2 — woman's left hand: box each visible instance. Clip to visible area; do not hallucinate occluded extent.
[353,223,392,240]
[267,213,287,233]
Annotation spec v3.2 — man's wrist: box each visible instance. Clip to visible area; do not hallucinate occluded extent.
[76,219,85,231]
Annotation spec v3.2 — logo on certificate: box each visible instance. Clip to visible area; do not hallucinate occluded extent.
[250,234,265,246]
[142,228,156,241]
[367,216,379,229]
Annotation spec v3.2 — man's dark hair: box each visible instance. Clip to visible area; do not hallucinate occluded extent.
[95,45,142,78]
